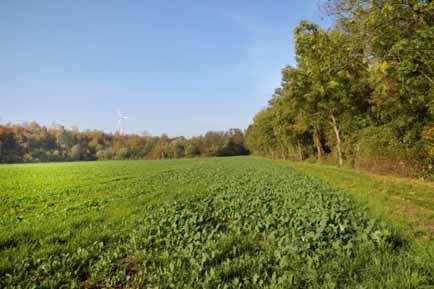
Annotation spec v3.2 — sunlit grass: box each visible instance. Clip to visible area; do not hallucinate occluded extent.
[281,159,434,241]
[0,157,433,288]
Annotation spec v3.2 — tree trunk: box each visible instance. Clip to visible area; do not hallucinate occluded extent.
[297,141,303,161]
[354,143,360,169]
[330,114,343,166]
[313,128,323,161]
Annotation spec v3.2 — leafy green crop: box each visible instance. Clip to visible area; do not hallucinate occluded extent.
[0,157,432,288]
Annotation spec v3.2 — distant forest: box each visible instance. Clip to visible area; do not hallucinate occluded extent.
[245,0,434,176]
[0,122,248,163]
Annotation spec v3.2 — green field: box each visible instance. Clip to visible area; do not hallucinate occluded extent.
[1,157,433,288]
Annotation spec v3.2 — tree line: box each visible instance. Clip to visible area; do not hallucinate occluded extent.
[245,0,434,176]
[0,122,249,163]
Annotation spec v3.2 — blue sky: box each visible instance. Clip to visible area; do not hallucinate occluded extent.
[0,0,329,137]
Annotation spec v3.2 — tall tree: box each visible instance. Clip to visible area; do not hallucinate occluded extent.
[294,21,370,165]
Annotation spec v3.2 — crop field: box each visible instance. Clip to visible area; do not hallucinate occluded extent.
[0,157,433,288]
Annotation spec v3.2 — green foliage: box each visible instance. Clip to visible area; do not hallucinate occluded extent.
[70,144,82,160]
[246,0,434,174]
[0,157,432,288]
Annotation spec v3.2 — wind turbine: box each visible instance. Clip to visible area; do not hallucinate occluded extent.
[116,110,128,135]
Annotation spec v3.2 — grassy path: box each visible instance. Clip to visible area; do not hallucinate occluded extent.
[277,159,434,240]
